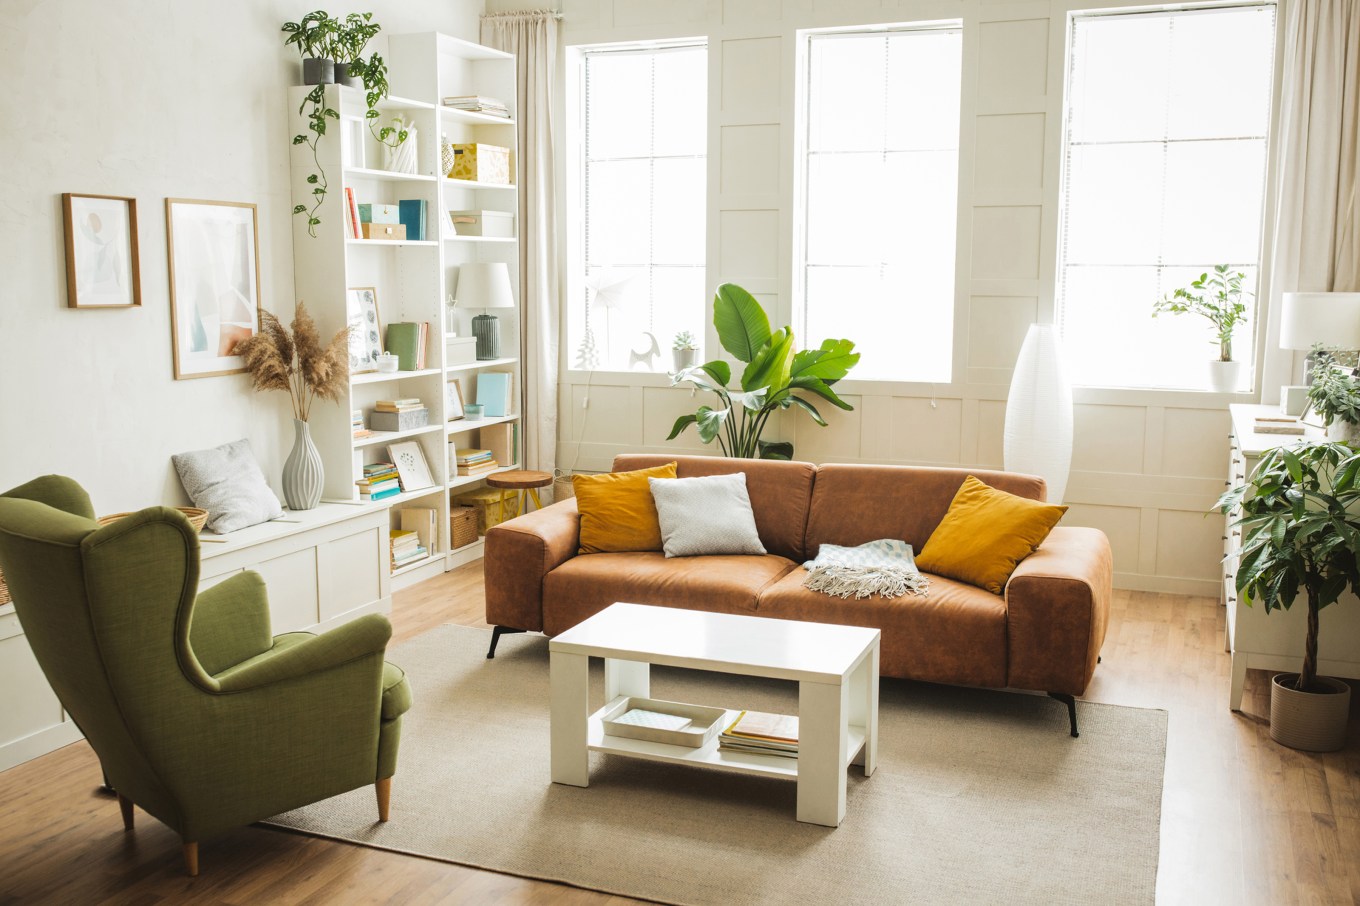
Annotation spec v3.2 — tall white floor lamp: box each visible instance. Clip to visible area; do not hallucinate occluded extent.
[1004,324,1074,504]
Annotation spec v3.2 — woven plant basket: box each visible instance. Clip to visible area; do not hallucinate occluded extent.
[553,474,576,502]
[450,506,479,549]
[98,507,209,533]
[0,568,9,606]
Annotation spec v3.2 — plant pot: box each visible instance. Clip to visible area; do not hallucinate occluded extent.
[1207,359,1244,393]
[302,57,335,86]
[282,418,324,510]
[334,62,362,89]
[1269,673,1351,752]
[1326,419,1360,445]
[672,348,697,372]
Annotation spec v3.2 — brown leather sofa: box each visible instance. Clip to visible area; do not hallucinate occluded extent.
[485,454,1112,734]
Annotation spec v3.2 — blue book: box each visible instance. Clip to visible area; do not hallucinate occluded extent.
[399,199,427,242]
[476,371,512,417]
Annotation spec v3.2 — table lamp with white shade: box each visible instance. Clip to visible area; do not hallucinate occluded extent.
[1278,292,1360,414]
[455,262,515,360]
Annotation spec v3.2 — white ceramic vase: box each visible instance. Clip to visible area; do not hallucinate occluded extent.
[282,418,324,511]
[1207,360,1244,393]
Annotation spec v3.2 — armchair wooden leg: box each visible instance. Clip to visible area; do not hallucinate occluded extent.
[117,794,134,830]
[182,841,199,877]
[376,777,392,822]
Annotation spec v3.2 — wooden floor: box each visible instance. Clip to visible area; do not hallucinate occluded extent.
[1,566,1357,905]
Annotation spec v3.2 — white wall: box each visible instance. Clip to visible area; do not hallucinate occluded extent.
[489,0,1260,596]
[0,0,480,511]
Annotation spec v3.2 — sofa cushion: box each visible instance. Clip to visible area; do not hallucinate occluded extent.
[917,476,1067,594]
[805,464,1047,555]
[542,552,798,636]
[613,455,815,562]
[381,661,412,721]
[649,473,766,558]
[572,462,677,554]
[756,567,1007,688]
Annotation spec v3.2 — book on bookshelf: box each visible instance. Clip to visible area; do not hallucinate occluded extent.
[399,507,438,554]
[457,461,499,477]
[384,323,430,372]
[479,422,514,468]
[475,371,513,417]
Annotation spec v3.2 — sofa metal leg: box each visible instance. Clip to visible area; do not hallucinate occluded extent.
[486,625,525,659]
[1049,692,1079,738]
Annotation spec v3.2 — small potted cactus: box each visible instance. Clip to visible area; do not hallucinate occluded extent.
[672,331,699,372]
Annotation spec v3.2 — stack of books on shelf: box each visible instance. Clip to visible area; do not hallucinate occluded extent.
[454,447,499,477]
[352,409,374,440]
[442,95,510,118]
[389,528,427,570]
[384,322,430,371]
[370,398,429,432]
[357,462,401,501]
[718,710,799,759]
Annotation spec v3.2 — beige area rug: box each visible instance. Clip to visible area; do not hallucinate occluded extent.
[267,625,1166,905]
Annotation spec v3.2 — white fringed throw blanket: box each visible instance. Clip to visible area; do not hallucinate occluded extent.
[803,539,930,599]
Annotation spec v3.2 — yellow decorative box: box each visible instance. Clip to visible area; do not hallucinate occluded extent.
[449,143,511,184]
[451,487,518,533]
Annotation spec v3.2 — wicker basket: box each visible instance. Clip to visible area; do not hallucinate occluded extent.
[98,507,209,533]
[0,568,10,606]
[553,475,576,502]
[450,506,479,548]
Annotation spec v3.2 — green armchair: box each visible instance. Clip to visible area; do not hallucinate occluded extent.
[0,476,412,875]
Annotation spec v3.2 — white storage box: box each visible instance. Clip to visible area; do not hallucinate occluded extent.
[446,336,478,364]
[448,210,514,238]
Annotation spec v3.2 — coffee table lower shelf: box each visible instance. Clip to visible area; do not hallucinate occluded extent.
[587,706,867,780]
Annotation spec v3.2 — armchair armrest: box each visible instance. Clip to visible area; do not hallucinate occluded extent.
[1003,526,1113,696]
[213,613,392,693]
[484,498,580,632]
[191,572,273,675]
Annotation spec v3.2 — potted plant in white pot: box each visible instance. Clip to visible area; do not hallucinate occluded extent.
[1220,441,1358,751]
[1304,356,1360,445]
[1153,264,1251,392]
[672,331,699,372]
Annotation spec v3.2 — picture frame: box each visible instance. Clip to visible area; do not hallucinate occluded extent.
[346,287,383,373]
[166,198,261,379]
[445,379,465,421]
[388,440,435,493]
[62,193,141,309]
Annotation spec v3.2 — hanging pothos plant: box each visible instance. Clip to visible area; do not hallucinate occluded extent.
[284,11,409,238]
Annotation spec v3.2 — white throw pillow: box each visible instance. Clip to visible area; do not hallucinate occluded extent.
[648,473,766,558]
[172,439,284,534]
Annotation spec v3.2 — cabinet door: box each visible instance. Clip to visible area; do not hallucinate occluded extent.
[317,525,384,623]
[254,549,320,633]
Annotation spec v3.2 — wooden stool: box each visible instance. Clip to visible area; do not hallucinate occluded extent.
[485,470,554,518]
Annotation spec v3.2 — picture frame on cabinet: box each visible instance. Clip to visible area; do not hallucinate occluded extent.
[388,440,435,492]
[63,193,142,309]
[166,198,261,379]
[445,379,465,420]
[346,287,383,373]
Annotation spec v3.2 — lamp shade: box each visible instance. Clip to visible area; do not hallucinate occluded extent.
[1279,292,1360,350]
[1004,324,1074,505]
[455,263,515,309]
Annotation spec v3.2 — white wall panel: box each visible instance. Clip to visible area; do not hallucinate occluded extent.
[977,18,1048,103]
[974,114,1045,193]
[721,36,782,115]
[1072,405,1147,475]
[1156,510,1225,582]
[888,397,964,464]
[1162,408,1233,479]
[721,125,782,196]
[971,206,1043,279]
[720,210,780,279]
[968,295,1037,370]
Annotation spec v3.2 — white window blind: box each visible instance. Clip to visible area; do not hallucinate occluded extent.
[799,25,962,383]
[570,43,707,372]
[1056,5,1276,391]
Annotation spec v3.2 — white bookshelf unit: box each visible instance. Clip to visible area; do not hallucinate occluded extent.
[289,32,521,590]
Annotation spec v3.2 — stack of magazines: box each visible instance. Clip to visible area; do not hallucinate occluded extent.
[719,710,798,759]
[442,95,511,118]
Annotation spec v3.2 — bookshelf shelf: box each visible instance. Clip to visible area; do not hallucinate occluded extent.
[439,107,516,126]
[441,235,516,244]
[352,423,445,449]
[373,485,446,507]
[351,368,443,385]
[447,462,520,491]
[446,413,518,435]
[443,178,517,191]
[344,167,436,183]
[391,554,439,577]
[445,356,517,373]
[345,238,440,247]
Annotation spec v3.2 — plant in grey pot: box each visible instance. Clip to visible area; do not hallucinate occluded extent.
[1153,264,1251,392]
[235,303,350,510]
[668,283,859,460]
[1304,356,1360,445]
[671,330,699,372]
[1219,441,1358,751]
[282,10,338,85]
[333,12,381,88]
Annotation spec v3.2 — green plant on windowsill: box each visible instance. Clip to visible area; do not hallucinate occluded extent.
[667,283,859,460]
[1152,264,1250,362]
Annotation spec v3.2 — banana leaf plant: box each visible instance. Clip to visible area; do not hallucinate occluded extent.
[1218,441,1360,693]
[667,283,859,459]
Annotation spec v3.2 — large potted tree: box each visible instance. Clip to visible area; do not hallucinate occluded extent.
[1220,441,1358,751]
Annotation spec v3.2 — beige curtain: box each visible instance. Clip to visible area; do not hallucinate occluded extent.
[1262,0,1360,394]
[481,10,560,473]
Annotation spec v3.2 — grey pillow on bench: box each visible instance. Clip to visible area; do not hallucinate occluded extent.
[172,439,283,534]
[648,473,766,558]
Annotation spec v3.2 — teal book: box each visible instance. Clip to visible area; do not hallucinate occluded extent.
[398,199,427,241]
[476,371,512,417]
[384,322,422,372]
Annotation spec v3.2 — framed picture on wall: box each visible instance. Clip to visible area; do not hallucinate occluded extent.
[346,287,383,373]
[62,193,141,308]
[166,198,261,379]
[445,379,465,421]
[388,441,434,492]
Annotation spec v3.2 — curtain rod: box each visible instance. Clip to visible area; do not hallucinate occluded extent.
[481,9,564,20]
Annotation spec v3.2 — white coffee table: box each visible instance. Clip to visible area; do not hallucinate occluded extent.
[548,602,880,827]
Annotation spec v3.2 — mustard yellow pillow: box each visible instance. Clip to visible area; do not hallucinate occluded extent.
[573,462,678,554]
[916,476,1067,594]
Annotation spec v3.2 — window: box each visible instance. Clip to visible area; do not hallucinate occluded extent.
[569,42,707,372]
[798,25,962,383]
[1057,5,1276,390]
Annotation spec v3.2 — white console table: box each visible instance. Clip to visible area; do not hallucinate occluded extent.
[1224,404,1360,709]
[0,502,392,770]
